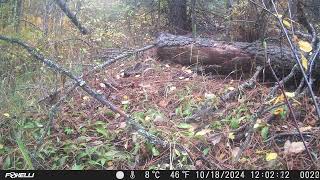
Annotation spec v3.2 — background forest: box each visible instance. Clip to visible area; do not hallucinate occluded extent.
[1,0,320,170]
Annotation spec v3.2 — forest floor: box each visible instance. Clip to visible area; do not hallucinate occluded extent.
[2,0,320,171]
[6,53,318,170]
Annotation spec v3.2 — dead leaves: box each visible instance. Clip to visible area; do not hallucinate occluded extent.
[3,113,10,118]
[208,134,222,146]
[301,53,309,70]
[268,92,295,105]
[158,100,169,108]
[284,140,306,154]
[298,40,313,53]
[232,147,240,159]
[194,128,212,136]
[282,19,291,28]
[266,152,278,161]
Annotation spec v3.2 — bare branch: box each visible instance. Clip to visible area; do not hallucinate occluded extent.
[54,0,89,35]
[0,35,167,155]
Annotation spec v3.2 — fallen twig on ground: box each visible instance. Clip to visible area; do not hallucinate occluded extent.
[0,35,165,169]
[186,66,262,122]
[264,129,319,143]
[38,44,155,106]
[267,58,317,168]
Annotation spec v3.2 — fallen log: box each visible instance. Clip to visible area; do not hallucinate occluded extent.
[156,33,297,77]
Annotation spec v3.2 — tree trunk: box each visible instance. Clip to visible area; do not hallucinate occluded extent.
[43,0,51,36]
[156,33,298,78]
[14,0,23,33]
[190,0,196,37]
[167,0,190,35]
[54,0,88,35]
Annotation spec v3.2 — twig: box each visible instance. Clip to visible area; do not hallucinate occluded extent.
[308,43,320,84]
[92,44,155,71]
[295,77,305,95]
[0,35,168,168]
[185,66,262,122]
[269,65,298,97]
[234,104,266,162]
[261,102,286,115]
[271,0,320,121]
[38,44,155,104]
[264,130,317,143]
[36,83,78,150]
[267,57,318,168]
[54,0,89,34]
[222,66,262,102]
[296,0,317,45]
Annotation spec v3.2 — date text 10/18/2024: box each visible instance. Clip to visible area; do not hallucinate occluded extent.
[137,170,320,179]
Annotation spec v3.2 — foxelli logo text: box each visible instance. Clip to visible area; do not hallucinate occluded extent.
[5,172,35,179]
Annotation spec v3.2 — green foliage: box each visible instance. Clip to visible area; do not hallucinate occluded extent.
[202,147,210,156]
[16,135,34,170]
[261,126,269,140]
[210,121,222,130]
[133,108,163,128]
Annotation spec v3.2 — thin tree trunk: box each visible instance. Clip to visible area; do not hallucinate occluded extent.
[54,0,88,35]
[191,0,196,37]
[14,0,23,33]
[43,0,50,36]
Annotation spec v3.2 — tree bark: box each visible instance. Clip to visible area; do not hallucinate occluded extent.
[43,0,51,36]
[167,0,190,35]
[190,0,196,37]
[156,33,297,77]
[54,0,88,35]
[14,0,23,33]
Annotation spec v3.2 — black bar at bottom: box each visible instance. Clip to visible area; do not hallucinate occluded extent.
[1,170,319,180]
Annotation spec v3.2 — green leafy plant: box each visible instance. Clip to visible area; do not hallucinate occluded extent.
[16,137,34,169]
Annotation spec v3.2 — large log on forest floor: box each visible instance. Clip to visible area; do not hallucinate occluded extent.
[156,33,297,78]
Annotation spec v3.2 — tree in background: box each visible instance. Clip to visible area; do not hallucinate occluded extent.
[167,0,190,35]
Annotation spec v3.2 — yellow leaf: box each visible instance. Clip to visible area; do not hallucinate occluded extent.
[0,144,3,149]
[298,40,313,53]
[3,113,10,118]
[273,108,284,115]
[283,19,291,28]
[284,17,296,23]
[123,95,129,100]
[271,92,295,106]
[195,129,211,136]
[228,133,235,140]
[301,54,308,70]
[276,14,283,19]
[274,95,285,105]
[266,152,278,161]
